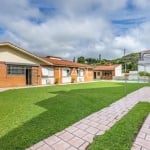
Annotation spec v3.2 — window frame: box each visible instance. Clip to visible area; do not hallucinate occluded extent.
[7,65,30,75]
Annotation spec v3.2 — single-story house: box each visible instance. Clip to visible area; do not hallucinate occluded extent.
[0,42,93,87]
[93,64,122,80]
[138,50,150,73]
[42,56,93,84]
[0,42,53,88]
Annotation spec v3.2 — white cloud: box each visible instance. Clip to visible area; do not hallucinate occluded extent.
[0,0,150,60]
[133,0,150,9]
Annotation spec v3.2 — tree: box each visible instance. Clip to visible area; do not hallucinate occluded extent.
[73,57,76,62]
[77,56,85,63]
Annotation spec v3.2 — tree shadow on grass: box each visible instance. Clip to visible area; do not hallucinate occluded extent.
[0,85,142,150]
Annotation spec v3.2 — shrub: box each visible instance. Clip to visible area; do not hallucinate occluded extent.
[54,78,59,84]
[71,78,76,83]
[139,71,150,77]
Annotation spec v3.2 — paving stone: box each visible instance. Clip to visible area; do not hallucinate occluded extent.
[145,134,150,141]
[131,143,142,150]
[67,146,78,150]
[55,130,66,136]
[79,142,89,150]
[65,126,78,133]
[44,135,61,146]
[142,147,150,150]
[107,120,117,127]
[88,121,99,128]
[96,130,105,136]
[138,132,146,139]
[36,144,53,150]
[68,137,85,148]
[80,119,90,124]
[141,128,150,134]
[96,124,109,131]
[58,131,74,141]
[86,126,99,135]
[76,123,89,130]
[135,137,150,149]
[73,129,87,138]
[52,140,70,150]
[142,124,150,129]
[82,133,94,143]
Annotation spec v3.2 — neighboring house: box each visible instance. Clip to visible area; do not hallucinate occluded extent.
[42,56,93,84]
[0,42,53,88]
[93,64,122,80]
[138,50,150,73]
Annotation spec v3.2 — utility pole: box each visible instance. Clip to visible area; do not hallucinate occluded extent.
[73,57,76,62]
[99,54,101,61]
[123,48,127,95]
[124,48,127,73]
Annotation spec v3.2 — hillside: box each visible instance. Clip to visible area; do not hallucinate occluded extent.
[111,53,140,72]
[77,53,140,72]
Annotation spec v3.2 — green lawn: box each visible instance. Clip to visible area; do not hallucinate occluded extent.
[0,81,148,149]
[88,102,150,150]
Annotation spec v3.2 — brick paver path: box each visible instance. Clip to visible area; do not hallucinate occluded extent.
[131,114,150,150]
[27,87,150,150]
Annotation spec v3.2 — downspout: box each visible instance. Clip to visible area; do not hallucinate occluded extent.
[59,67,61,83]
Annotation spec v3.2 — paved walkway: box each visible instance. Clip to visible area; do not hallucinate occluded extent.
[27,87,150,150]
[131,114,150,150]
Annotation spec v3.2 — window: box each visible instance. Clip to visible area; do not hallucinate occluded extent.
[62,68,71,77]
[42,67,54,77]
[7,65,29,75]
[77,69,84,77]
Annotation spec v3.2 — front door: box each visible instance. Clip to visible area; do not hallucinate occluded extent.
[94,72,96,79]
[26,68,32,85]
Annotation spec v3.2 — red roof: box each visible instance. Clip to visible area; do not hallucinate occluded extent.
[94,65,119,71]
[42,56,91,68]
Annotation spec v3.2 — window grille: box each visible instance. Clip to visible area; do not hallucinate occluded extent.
[7,65,30,75]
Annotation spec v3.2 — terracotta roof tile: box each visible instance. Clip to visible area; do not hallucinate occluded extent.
[94,65,118,71]
[42,57,91,68]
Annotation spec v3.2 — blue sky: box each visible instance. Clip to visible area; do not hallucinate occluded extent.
[0,0,150,60]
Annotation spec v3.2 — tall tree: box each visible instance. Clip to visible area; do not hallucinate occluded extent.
[77,56,85,63]
[73,57,76,62]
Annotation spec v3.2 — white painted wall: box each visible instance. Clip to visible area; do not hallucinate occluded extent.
[42,67,54,84]
[62,68,71,83]
[77,69,84,82]
[77,77,84,82]
[138,64,150,73]
[115,65,122,76]
[62,77,71,83]
[96,72,100,79]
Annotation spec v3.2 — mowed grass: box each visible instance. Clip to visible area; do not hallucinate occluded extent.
[0,82,148,149]
[88,102,150,150]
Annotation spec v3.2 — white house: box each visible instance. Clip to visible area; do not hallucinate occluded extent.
[138,50,150,73]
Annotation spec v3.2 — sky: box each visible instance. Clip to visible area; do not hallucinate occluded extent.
[0,0,150,60]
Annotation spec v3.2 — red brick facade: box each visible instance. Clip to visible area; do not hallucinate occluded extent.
[0,62,26,87]
[0,62,43,88]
